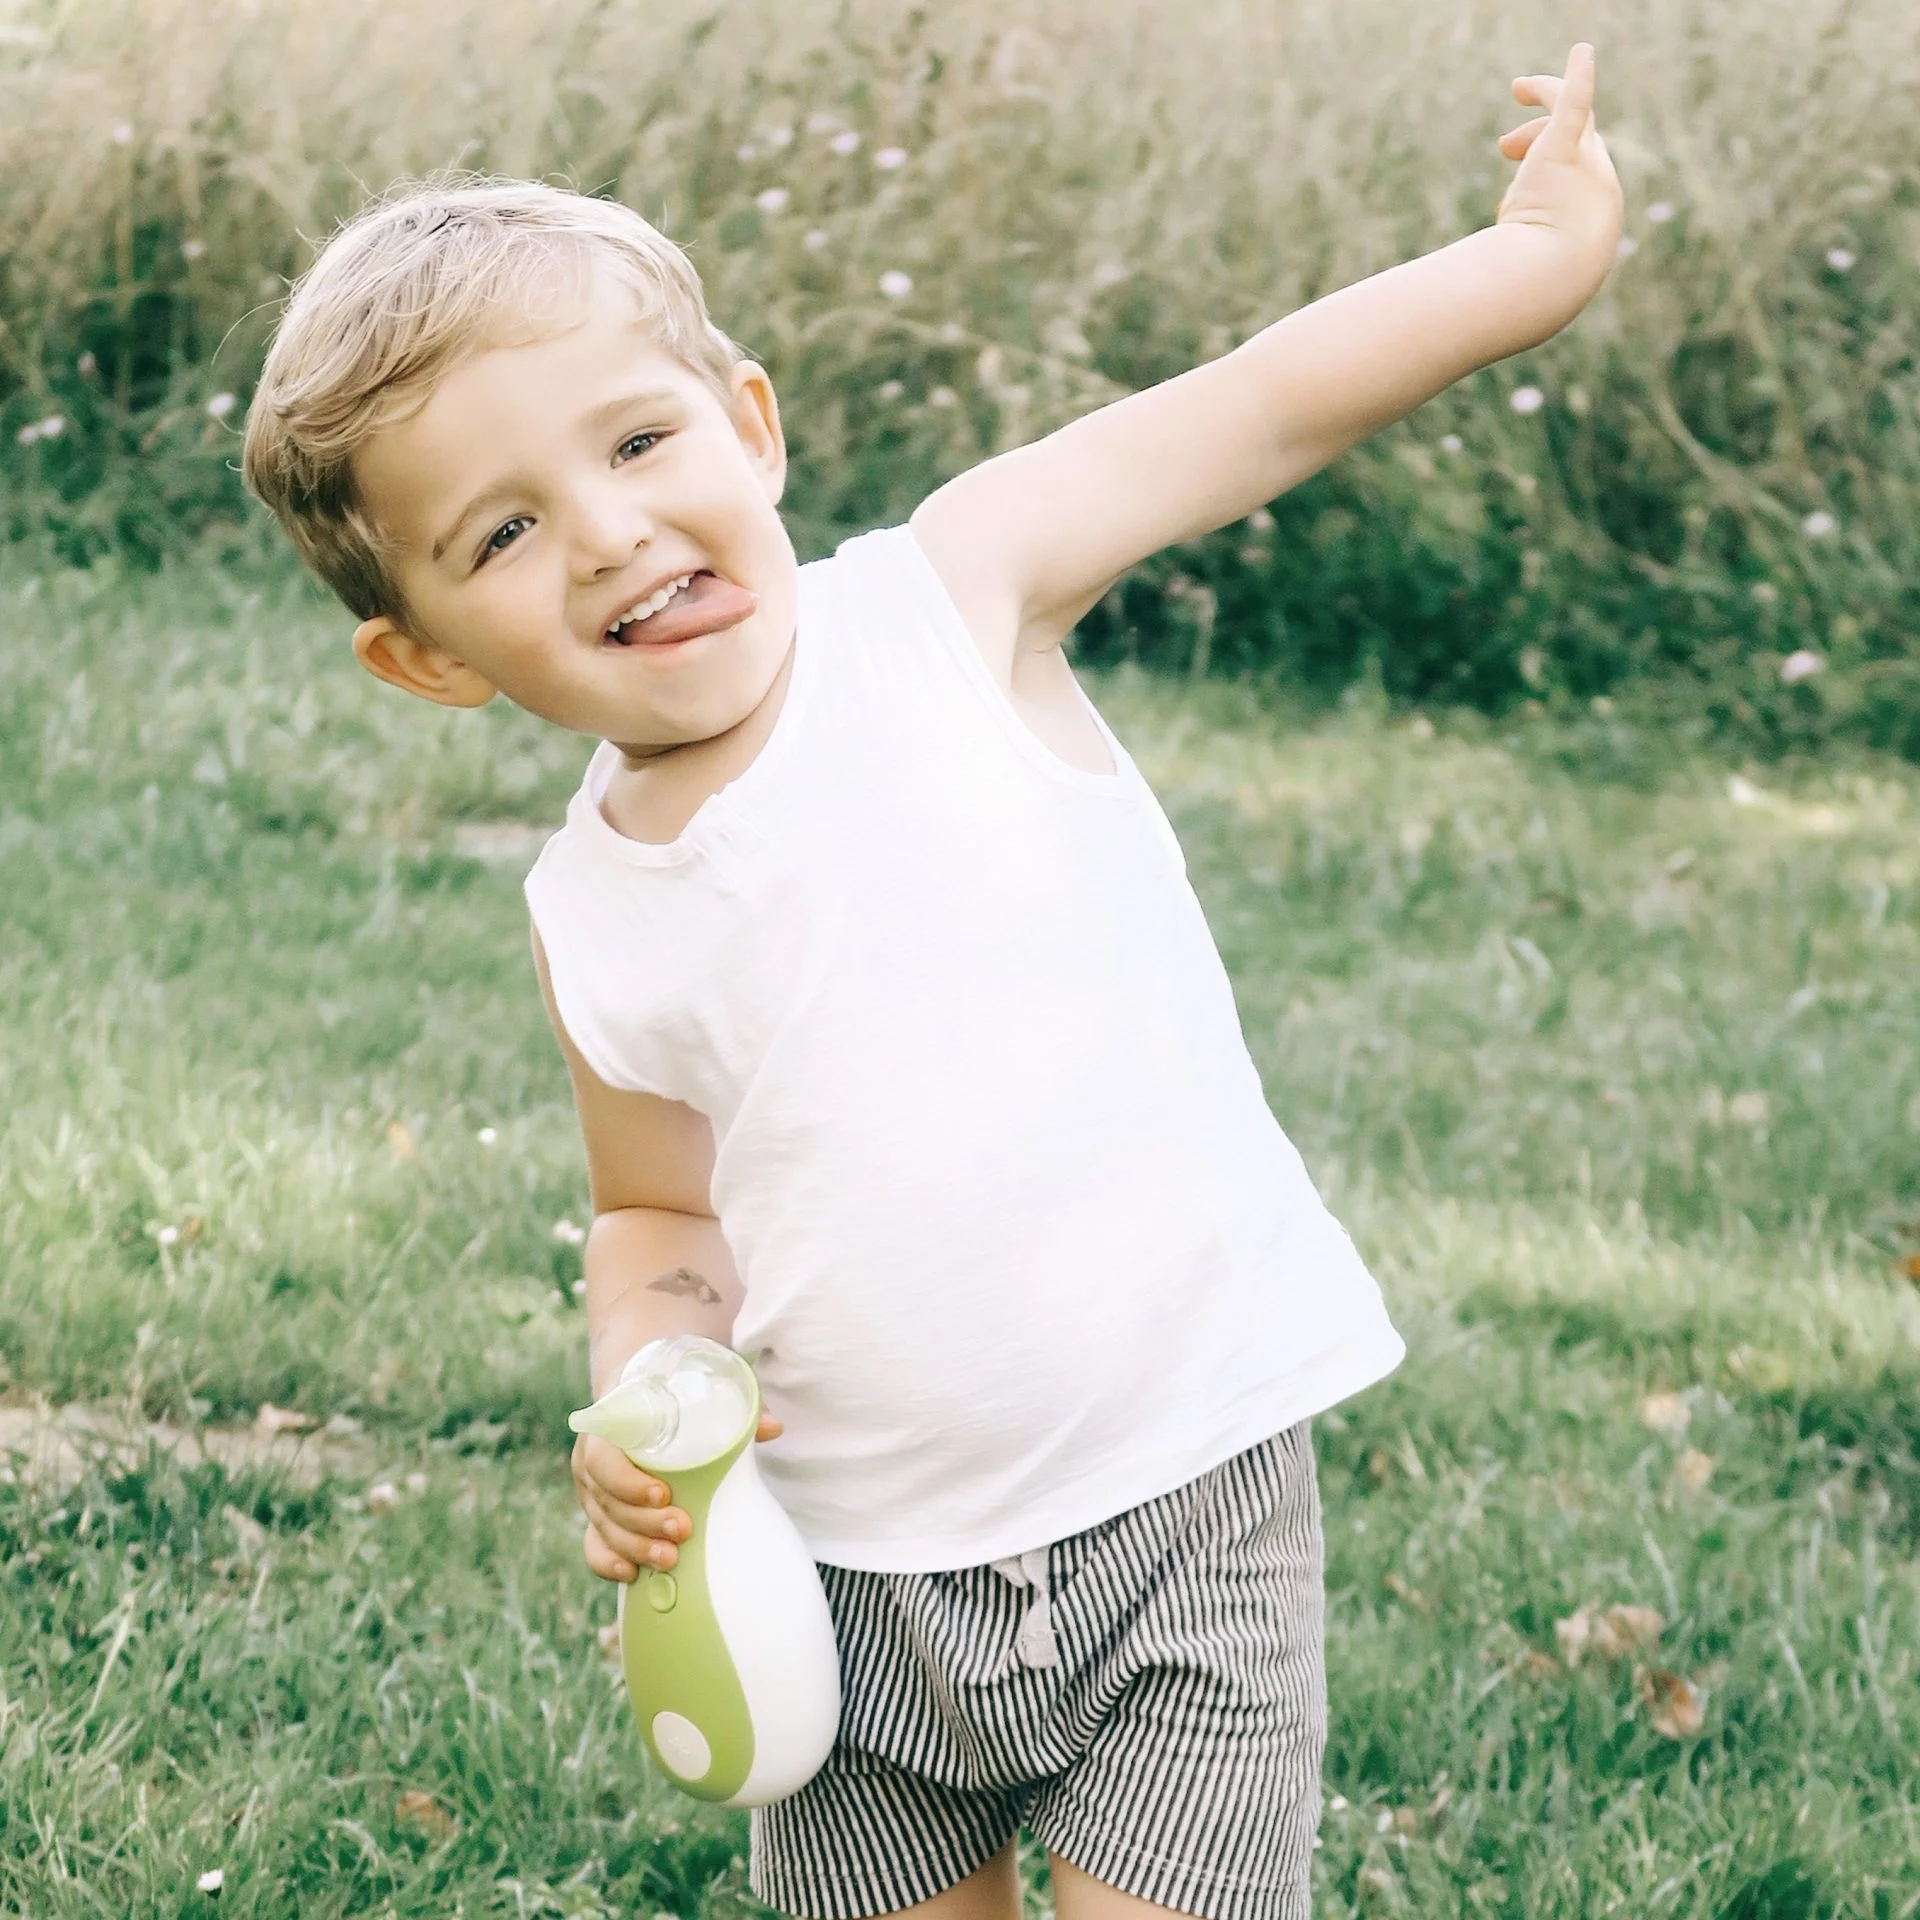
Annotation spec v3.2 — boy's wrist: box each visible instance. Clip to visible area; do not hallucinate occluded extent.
[1482,217,1618,346]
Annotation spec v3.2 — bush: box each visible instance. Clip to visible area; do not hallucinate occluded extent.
[3,0,1919,752]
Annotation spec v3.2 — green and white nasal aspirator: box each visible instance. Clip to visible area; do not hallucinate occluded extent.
[568,1337,841,1807]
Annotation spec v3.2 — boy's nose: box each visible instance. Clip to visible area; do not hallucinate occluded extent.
[572,481,656,575]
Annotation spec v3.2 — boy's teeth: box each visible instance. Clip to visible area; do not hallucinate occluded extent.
[610,573,696,634]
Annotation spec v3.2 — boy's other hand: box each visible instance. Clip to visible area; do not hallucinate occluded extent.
[573,1409,784,1583]
[1495,44,1623,290]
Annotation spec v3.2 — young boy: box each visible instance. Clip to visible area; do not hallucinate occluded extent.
[244,47,1618,1920]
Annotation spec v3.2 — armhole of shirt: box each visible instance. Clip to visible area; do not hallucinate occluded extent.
[524,868,677,1102]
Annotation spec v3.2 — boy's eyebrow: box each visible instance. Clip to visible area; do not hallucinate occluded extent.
[429,387,685,563]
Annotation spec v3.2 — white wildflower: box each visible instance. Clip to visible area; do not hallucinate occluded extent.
[805,111,838,134]
[1802,510,1836,538]
[1729,1089,1769,1126]
[1750,581,1779,604]
[1825,247,1856,273]
[157,1225,180,1248]
[1727,774,1762,807]
[196,1867,225,1893]
[205,392,236,420]
[476,1126,498,1145]
[763,124,794,149]
[1509,386,1545,415]
[366,1482,401,1515]
[1616,234,1640,260]
[404,1471,428,1495]
[1778,649,1824,685]
[551,1218,586,1246]
[878,270,913,299]
[874,146,908,170]
[1647,200,1675,224]
[735,143,757,163]
[182,238,207,261]
[1091,260,1129,290]
[928,386,958,409]
[1247,506,1275,533]
[111,122,133,146]
[16,422,43,446]
[803,228,829,252]
[1440,433,1464,453]
[755,187,789,215]
[77,351,97,376]
[877,380,905,401]
[827,129,861,156]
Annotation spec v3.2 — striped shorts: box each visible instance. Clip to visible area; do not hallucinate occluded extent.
[750,1422,1325,1920]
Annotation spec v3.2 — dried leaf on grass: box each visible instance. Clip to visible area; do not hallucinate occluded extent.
[1383,1570,1432,1611]
[596,1622,622,1663]
[1639,1390,1691,1437]
[253,1403,313,1437]
[1555,1602,1665,1667]
[387,1121,419,1164]
[1640,1666,1708,1739]
[394,1789,456,1840]
[1675,1448,1716,1493]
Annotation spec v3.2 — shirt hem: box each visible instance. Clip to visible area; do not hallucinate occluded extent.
[801,1319,1407,1574]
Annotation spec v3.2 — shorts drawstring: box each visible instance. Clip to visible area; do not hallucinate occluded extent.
[990,1546,1060,1669]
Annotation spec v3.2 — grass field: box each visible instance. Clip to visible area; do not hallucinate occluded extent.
[4,545,1920,1917]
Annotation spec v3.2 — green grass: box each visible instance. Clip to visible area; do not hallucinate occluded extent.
[4,544,1920,1917]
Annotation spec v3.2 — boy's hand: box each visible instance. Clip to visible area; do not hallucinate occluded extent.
[1494,44,1623,287]
[573,1409,784,1583]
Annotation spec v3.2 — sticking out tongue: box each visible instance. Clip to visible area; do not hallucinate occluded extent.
[621,571,759,648]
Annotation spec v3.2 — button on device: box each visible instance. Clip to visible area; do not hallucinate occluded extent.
[644,1572,678,1613]
[651,1710,712,1780]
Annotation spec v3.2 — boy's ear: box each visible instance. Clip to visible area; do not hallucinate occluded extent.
[352,615,497,709]
[728,361,788,505]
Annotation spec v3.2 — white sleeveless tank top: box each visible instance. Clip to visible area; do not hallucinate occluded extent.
[526,526,1404,1571]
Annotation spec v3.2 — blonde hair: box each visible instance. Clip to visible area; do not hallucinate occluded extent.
[242,174,742,620]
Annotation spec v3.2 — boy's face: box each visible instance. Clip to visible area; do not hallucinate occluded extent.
[350,268,797,762]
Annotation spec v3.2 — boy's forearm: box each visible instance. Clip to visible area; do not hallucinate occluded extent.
[584,1206,743,1396]
[1234,222,1605,494]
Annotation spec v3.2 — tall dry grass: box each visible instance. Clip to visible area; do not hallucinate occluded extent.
[3,0,1920,743]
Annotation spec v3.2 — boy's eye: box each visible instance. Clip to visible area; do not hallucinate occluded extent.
[478,515,532,564]
[616,431,661,463]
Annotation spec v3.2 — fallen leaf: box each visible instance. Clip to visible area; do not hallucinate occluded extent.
[1639,1391,1690,1438]
[387,1121,419,1164]
[1554,1606,1594,1667]
[597,1622,622,1662]
[1675,1448,1716,1493]
[1365,1446,1395,1486]
[1383,1571,1432,1611]
[394,1789,455,1841]
[1897,1254,1920,1284]
[1640,1666,1707,1740]
[253,1402,314,1438]
[1591,1604,1665,1658]
[1520,1650,1562,1681]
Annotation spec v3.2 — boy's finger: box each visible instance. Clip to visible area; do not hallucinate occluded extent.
[584,1492,683,1569]
[756,1410,785,1442]
[591,1486,690,1542]
[1541,43,1596,159]
[578,1434,670,1500]
[584,1527,638,1584]
[1498,116,1551,160]
[1511,74,1563,113]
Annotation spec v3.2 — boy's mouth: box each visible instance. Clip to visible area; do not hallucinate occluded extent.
[602,569,758,651]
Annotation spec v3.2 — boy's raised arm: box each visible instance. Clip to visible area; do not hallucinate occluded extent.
[911,45,1622,657]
